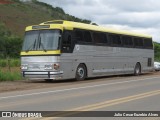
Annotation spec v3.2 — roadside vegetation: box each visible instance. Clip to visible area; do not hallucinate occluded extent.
[0,59,21,81]
[0,70,21,81]
[0,59,20,68]
[0,21,22,81]
[154,42,160,62]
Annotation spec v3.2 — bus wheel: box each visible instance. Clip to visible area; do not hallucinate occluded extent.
[134,63,141,76]
[76,64,87,81]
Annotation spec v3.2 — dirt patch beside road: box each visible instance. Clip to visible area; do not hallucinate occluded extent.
[0,80,74,93]
[0,72,160,93]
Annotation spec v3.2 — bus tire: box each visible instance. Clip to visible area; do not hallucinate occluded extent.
[134,63,141,76]
[75,64,87,81]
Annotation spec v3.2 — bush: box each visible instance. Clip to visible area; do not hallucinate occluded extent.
[0,36,22,59]
[155,57,160,62]
[13,59,20,67]
[5,36,22,58]
[0,59,20,67]
[9,59,21,67]
[0,71,21,81]
[0,60,7,67]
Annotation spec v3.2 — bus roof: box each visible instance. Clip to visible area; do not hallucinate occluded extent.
[26,20,152,38]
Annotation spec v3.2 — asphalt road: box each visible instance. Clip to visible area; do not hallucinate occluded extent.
[0,74,160,120]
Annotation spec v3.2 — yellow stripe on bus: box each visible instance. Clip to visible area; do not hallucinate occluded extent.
[20,50,61,56]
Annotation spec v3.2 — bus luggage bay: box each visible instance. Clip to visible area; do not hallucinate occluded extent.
[21,20,154,81]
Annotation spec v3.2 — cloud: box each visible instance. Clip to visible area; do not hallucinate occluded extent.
[39,0,160,43]
[101,0,160,12]
[98,12,160,28]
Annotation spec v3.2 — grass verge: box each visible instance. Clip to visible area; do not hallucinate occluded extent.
[0,59,20,67]
[0,70,22,81]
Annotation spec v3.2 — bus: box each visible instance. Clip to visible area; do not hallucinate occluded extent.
[21,20,154,81]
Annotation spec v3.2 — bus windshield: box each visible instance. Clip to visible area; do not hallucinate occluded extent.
[22,30,61,51]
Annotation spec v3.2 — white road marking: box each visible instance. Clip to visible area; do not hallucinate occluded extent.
[0,76,159,100]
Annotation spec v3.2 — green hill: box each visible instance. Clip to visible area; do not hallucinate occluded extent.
[0,0,91,37]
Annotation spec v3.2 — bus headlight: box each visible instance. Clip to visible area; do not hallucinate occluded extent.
[45,64,60,70]
[45,64,53,70]
[21,64,28,70]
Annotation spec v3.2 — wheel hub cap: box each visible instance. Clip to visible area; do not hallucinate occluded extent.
[78,68,84,78]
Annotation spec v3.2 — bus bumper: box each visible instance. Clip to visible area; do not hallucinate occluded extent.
[21,71,63,80]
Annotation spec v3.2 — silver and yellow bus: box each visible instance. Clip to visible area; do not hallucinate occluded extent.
[21,20,154,81]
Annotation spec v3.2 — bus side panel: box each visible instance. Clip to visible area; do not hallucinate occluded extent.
[60,54,75,79]
[141,50,154,73]
[60,45,154,80]
[72,45,94,78]
[92,46,132,76]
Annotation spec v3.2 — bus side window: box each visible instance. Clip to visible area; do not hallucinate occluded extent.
[109,34,121,46]
[122,36,133,47]
[134,37,144,48]
[75,30,84,42]
[62,31,72,53]
[84,31,92,43]
[93,32,108,44]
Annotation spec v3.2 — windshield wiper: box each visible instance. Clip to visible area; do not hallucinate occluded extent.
[25,39,37,52]
[39,37,47,52]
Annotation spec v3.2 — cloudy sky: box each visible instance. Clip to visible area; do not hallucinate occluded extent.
[39,0,160,43]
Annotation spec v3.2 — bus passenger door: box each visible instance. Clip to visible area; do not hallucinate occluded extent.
[60,31,75,79]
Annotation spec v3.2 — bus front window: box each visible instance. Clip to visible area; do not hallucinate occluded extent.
[22,30,61,51]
